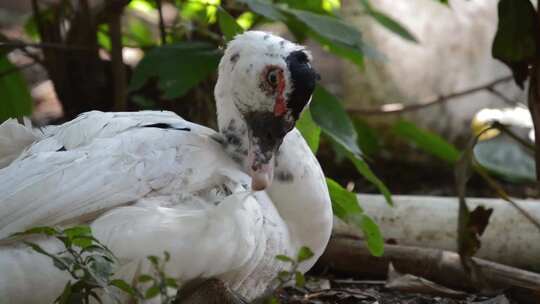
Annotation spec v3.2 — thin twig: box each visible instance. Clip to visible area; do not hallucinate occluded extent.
[473,160,540,232]
[0,62,38,78]
[492,122,536,152]
[0,41,95,51]
[486,87,519,106]
[155,0,167,45]
[350,76,514,115]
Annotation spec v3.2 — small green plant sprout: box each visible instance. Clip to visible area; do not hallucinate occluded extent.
[13,225,118,304]
[129,251,179,304]
[275,246,315,290]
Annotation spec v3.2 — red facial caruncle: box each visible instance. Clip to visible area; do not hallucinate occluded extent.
[261,66,287,117]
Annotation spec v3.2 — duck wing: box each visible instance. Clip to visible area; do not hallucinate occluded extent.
[0,111,247,239]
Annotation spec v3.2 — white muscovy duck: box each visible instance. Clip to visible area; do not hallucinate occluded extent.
[0,31,333,303]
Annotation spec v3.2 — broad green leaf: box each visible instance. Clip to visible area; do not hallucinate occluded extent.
[392,120,461,164]
[64,226,91,238]
[359,0,417,43]
[283,8,362,49]
[0,56,32,122]
[353,118,380,157]
[310,33,364,68]
[277,0,338,15]
[165,278,178,288]
[355,213,384,256]
[147,255,160,267]
[13,226,59,237]
[237,0,287,21]
[326,178,384,256]
[311,85,361,155]
[236,12,256,30]
[125,16,155,47]
[297,246,314,262]
[138,274,154,283]
[474,134,536,182]
[110,279,138,296]
[326,178,363,219]
[275,254,294,263]
[90,255,113,283]
[144,286,160,299]
[129,42,221,98]
[492,0,538,87]
[347,154,393,206]
[296,109,321,153]
[294,271,305,287]
[218,7,244,41]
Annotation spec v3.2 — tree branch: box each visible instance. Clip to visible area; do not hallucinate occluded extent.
[350,76,514,115]
[155,0,167,45]
[0,41,95,52]
[108,5,127,111]
[319,237,540,292]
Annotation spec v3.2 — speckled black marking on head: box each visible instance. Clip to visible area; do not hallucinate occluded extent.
[276,170,294,183]
[279,40,285,48]
[142,123,191,131]
[244,111,294,163]
[230,53,240,63]
[285,50,318,120]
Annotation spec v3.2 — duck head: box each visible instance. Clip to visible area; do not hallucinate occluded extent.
[215,31,319,191]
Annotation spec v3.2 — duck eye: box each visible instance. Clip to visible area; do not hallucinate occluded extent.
[266,69,279,87]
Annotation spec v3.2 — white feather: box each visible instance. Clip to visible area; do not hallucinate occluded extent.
[0,31,333,303]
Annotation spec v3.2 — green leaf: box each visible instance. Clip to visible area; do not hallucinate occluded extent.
[283,8,362,49]
[218,7,244,41]
[0,55,32,122]
[353,118,380,157]
[124,15,155,47]
[474,134,536,182]
[111,279,139,296]
[165,278,178,288]
[355,213,384,256]
[296,246,314,262]
[296,109,321,153]
[13,226,59,237]
[277,271,291,281]
[359,0,417,43]
[138,274,154,283]
[275,254,294,263]
[326,178,363,219]
[347,154,393,206]
[326,178,384,256]
[64,226,91,238]
[492,0,538,87]
[89,255,113,283]
[129,42,221,99]
[237,0,287,21]
[144,285,160,299]
[294,271,305,287]
[147,255,160,267]
[55,281,73,304]
[311,85,362,156]
[392,120,461,164]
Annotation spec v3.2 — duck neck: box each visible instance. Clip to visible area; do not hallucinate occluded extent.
[215,88,250,169]
[216,86,332,268]
[265,130,333,270]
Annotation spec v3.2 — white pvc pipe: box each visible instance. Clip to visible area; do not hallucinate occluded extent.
[333,194,540,270]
